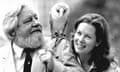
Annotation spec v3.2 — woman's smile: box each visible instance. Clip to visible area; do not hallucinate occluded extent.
[74,23,96,54]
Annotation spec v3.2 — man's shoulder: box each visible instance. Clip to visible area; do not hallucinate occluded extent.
[0,41,11,59]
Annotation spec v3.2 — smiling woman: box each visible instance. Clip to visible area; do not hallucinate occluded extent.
[73,22,96,54]
[64,13,120,72]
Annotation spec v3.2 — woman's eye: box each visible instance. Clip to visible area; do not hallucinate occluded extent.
[85,35,91,39]
[23,17,33,24]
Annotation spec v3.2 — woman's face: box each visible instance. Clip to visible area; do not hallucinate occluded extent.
[74,22,97,54]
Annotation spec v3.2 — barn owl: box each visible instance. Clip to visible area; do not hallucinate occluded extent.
[49,2,70,37]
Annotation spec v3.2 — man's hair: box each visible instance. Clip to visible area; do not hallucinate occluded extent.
[3,5,38,40]
[2,5,25,40]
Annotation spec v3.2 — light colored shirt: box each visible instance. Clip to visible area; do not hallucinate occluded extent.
[12,43,42,72]
[13,43,24,72]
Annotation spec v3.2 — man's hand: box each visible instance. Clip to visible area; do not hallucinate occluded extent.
[39,49,54,70]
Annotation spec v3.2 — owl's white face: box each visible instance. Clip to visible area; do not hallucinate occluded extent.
[50,2,70,35]
[50,2,70,20]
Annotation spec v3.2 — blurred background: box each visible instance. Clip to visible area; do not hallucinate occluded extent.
[0,0,120,64]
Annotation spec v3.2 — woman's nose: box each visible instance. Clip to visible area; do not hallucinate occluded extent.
[78,35,85,43]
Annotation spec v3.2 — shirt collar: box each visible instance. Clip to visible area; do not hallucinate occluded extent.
[13,43,24,58]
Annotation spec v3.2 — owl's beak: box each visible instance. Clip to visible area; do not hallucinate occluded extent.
[59,8,64,17]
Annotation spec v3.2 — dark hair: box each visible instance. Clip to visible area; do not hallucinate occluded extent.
[72,13,110,72]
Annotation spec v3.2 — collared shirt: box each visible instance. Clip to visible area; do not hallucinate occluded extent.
[76,56,95,72]
[12,43,43,72]
[76,56,120,72]
[12,43,25,72]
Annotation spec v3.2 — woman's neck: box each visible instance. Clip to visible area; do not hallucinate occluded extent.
[79,53,91,64]
[78,53,91,71]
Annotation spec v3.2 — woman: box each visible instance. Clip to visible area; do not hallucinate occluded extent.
[66,13,120,72]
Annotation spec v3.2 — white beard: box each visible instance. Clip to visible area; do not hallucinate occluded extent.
[14,32,44,49]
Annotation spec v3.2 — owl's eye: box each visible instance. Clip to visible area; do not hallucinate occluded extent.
[56,9,60,13]
[63,9,66,14]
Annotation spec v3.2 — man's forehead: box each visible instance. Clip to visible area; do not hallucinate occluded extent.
[22,7,35,14]
[19,6,37,18]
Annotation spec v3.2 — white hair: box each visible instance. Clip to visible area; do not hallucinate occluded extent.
[2,4,22,40]
[2,2,39,40]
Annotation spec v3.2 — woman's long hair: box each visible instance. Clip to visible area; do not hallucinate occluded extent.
[71,13,110,72]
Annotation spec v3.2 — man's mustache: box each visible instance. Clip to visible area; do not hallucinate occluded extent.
[31,25,42,33]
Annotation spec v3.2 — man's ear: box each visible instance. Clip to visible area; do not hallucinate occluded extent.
[6,30,16,40]
[3,16,18,40]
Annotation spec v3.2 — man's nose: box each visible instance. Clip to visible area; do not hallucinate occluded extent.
[32,19,42,30]
[32,19,40,27]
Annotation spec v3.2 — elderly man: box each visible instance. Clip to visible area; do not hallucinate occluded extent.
[0,5,67,72]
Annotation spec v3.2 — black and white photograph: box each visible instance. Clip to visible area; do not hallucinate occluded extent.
[0,0,120,72]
